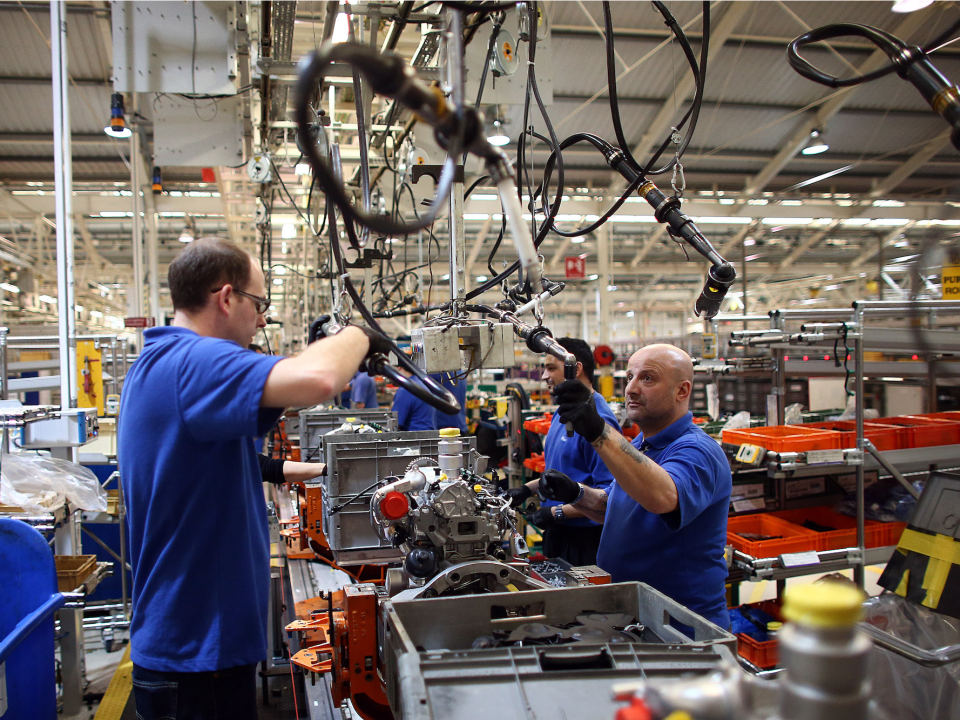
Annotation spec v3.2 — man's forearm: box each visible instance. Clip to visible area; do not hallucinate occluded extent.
[262,327,368,408]
[282,461,326,483]
[590,425,678,514]
[572,485,608,524]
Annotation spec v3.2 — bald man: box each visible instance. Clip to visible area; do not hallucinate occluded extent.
[545,344,732,629]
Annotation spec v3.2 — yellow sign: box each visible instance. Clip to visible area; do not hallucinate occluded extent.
[942,266,960,298]
[76,340,104,415]
[701,332,718,360]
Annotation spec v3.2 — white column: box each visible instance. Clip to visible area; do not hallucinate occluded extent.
[131,97,144,345]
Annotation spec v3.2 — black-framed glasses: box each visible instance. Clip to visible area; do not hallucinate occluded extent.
[211,286,270,314]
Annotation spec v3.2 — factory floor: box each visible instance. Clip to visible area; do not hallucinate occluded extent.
[58,627,305,720]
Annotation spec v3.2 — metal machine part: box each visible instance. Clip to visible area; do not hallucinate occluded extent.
[369,458,531,593]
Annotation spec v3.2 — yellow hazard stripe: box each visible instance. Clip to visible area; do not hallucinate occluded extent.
[94,644,133,720]
[897,529,960,610]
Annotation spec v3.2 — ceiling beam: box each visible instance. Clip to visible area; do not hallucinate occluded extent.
[848,222,916,270]
[779,219,841,270]
[738,6,938,199]
[867,132,952,199]
[630,225,668,268]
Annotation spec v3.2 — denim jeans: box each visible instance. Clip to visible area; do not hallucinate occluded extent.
[131,663,258,720]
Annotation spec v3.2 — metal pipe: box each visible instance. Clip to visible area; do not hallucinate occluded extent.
[119,474,128,618]
[863,440,920,499]
[854,306,866,589]
[0,326,8,401]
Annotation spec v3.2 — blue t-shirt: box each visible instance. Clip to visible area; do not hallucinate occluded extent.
[597,412,732,629]
[542,391,618,527]
[392,379,438,431]
[118,327,284,672]
[349,371,379,409]
[433,373,467,432]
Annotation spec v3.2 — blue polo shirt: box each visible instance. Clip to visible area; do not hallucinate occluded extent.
[119,327,284,672]
[542,392,618,527]
[392,379,438,431]
[433,373,467,432]
[597,412,731,629]
[349,371,379,408]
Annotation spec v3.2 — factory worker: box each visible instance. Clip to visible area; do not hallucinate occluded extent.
[350,369,379,408]
[545,343,732,629]
[506,338,617,566]
[392,367,439,431]
[119,237,388,718]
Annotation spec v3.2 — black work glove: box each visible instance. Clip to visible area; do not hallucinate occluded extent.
[539,469,581,505]
[553,379,606,444]
[524,505,555,529]
[358,326,393,360]
[308,315,336,344]
[504,485,533,509]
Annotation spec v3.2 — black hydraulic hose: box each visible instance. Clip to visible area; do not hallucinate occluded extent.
[642,1,709,175]
[788,21,960,150]
[295,41,462,236]
[788,19,960,88]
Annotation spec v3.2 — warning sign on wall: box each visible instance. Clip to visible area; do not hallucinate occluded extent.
[943,248,960,298]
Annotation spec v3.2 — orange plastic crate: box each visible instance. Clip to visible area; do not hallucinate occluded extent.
[803,421,903,451]
[872,415,960,448]
[523,413,553,435]
[770,506,890,551]
[925,411,960,422]
[883,521,907,546]
[523,453,545,473]
[722,425,843,453]
[727,514,820,558]
[734,600,783,670]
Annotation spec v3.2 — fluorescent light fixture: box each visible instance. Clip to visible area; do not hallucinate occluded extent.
[178,225,194,243]
[610,215,658,223]
[760,217,814,226]
[273,278,284,286]
[748,198,768,205]
[476,275,488,282]
[693,217,753,224]
[295,163,311,176]
[801,129,829,155]
[873,199,905,207]
[90,310,103,318]
[281,222,297,239]
[463,213,489,220]
[587,274,599,280]
[98,211,133,217]
[75,305,84,313]
[39,294,57,304]
[744,238,756,247]
[0,283,20,293]
[472,194,498,201]
[869,218,910,226]
[571,237,585,244]
[441,273,450,281]
[892,0,933,11]
[626,311,635,317]
[718,198,736,205]
[606,285,617,292]
[331,13,351,43]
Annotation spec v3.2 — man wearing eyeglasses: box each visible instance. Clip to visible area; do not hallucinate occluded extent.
[119,237,388,719]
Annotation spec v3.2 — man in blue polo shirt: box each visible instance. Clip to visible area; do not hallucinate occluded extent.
[350,370,379,408]
[505,338,616,566]
[119,237,385,719]
[392,370,438,431]
[543,344,731,629]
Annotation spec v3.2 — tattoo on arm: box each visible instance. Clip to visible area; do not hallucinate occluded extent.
[592,426,648,467]
[574,487,608,519]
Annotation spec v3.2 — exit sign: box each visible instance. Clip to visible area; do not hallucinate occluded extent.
[565,256,586,279]
[124,317,156,328]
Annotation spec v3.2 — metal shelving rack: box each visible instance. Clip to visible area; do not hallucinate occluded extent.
[708,300,960,589]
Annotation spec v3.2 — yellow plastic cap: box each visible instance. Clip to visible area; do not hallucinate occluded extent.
[474,484,483,493]
[782,583,865,628]
[439,428,461,437]
[766,621,783,632]
[345,417,358,422]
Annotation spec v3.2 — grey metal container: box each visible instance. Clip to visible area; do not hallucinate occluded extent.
[298,408,398,462]
[380,582,737,720]
[320,431,476,566]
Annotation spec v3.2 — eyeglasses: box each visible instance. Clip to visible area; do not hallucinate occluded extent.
[211,286,270,314]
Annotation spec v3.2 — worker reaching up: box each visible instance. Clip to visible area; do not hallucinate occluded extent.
[546,343,732,629]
